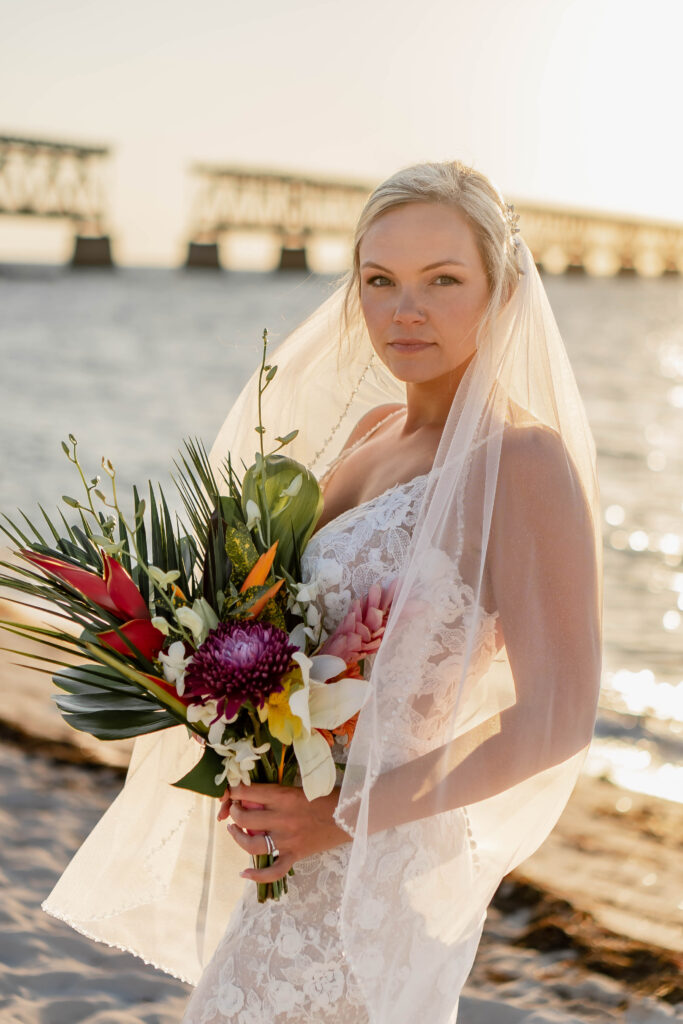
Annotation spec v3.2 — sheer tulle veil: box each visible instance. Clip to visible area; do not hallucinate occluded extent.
[43,171,602,1023]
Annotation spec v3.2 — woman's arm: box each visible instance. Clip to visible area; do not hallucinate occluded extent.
[335,426,601,838]
[352,426,601,831]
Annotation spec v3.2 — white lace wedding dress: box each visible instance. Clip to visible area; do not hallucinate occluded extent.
[182,473,498,1023]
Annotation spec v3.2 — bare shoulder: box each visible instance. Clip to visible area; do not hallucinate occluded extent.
[497,421,591,527]
[340,403,405,453]
[500,422,568,476]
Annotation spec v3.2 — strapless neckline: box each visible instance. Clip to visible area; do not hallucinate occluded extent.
[312,472,430,544]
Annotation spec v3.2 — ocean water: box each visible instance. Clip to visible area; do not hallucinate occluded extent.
[1,263,681,803]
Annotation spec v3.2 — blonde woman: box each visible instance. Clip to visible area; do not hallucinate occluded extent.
[45,162,602,1024]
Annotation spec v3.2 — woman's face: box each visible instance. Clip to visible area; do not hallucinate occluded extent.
[359,202,490,386]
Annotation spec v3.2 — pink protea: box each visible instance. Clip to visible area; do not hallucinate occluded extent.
[319,579,397,668]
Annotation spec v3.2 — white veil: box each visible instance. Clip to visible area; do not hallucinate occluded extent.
[43,235,601,1022]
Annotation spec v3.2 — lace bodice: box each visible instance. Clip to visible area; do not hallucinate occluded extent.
[182,476,497,1024]
[300,473,429,637]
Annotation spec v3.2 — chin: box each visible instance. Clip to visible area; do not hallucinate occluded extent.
[385,357,451,386]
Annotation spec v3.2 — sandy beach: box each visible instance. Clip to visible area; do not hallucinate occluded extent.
[0,602,681,1023]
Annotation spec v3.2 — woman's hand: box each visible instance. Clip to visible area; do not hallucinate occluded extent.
[218,782,351,882]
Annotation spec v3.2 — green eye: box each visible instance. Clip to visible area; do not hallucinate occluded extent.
[366,275,392,287]
[434,275,459,285]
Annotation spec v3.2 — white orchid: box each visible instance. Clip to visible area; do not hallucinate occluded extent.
[288,581,327,644]
[158,640,193,696]
[90,534,127,557]
[289,578,321,608]
[175,597,219,645]
[187,699,238,742]
[259,623,370,800]
[148,565,181,590]
[150,615,170,636]
[213,736,272,788]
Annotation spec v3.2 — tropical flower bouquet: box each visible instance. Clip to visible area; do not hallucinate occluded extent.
[0,335,394,901]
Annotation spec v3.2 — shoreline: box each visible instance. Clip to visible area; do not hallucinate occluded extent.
[0,717,681,1021]
[1,601,681,1021]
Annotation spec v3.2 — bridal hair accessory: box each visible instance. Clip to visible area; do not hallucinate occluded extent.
[505,201,522,251]
[505,201,520,235]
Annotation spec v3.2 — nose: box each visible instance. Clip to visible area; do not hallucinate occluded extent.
[392,290,426,325]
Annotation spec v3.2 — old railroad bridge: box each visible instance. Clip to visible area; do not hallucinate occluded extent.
[1,135,682,275]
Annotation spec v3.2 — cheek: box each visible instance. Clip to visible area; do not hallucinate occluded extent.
[360,292,390,335]
[444,288,488,326]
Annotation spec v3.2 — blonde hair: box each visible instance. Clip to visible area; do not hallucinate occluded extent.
[343,160,521,339]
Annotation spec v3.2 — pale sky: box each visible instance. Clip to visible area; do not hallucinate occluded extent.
[1,0,682,266]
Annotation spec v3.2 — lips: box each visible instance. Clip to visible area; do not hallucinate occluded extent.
[388,338,435,352]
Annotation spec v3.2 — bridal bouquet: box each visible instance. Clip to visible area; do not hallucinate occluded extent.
[0,334,394,901]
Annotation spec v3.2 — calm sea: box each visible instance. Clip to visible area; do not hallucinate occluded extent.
[1,263,681,803]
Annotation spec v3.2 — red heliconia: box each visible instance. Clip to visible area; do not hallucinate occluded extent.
[22,548,164,663]
[144,672,192,707]
[102,552,149,621]
[98,619,166,662]
[22,551,120,616]
[22,549,151,623]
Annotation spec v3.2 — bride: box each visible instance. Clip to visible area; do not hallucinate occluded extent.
[44,161,602,1024]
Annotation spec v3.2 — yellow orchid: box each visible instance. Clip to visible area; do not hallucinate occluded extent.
[259,668,306,745]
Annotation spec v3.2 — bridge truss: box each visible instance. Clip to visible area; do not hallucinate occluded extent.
[0,135,110,229]
[188,165,371,243]
[187,165,683,276]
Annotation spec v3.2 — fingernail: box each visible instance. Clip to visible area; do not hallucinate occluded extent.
[239,871,251,879]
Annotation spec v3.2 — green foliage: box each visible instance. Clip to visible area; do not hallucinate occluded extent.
[51,663,178,739]
[172,745,227,797]
[226,582,280,621]
[224,521,260,588]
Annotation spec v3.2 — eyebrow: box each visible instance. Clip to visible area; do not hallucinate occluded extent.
[360,259,468,272]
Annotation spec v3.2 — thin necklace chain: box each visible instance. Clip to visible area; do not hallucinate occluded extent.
[318,406,404,488]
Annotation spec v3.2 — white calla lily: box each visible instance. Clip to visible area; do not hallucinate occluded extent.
[281,473,303,498]
[176,597,219,645]
[288,622,308,651]
[245,499,262,531]
[288,650,370,800]
[151,615,170,636]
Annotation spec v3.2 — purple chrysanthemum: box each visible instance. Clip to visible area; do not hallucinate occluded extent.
[184,620,297,720]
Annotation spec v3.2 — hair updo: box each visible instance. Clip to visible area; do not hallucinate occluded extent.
[343,160,522,339]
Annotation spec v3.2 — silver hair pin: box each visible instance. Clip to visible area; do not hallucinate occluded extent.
[505,202,520,234]
[505,203,522,251]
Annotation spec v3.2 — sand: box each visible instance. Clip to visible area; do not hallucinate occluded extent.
[0,600,681,1023]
